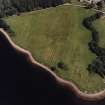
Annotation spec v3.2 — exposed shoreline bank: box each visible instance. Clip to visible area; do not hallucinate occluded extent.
[1,28,105,101]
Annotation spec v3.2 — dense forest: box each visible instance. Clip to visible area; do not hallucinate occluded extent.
[0,0,64,17]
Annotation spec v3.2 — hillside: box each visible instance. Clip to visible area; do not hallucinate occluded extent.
[0,0,80,18]
[5,5,105,92]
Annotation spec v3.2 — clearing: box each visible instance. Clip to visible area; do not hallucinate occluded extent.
[5,5,105,92]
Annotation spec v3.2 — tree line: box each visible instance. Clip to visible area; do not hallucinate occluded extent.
[0,19,15,36]
[0,0,64,17]
[83,12,105,78]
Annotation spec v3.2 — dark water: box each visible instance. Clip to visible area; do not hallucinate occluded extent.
[0,32,105,105]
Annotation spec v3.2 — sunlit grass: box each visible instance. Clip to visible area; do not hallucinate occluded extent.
[5,5,105,92]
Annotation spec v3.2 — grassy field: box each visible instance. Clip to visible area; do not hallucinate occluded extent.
[94,17,105,48]
[5,5,105,92]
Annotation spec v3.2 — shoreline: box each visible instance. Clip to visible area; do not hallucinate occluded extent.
[1,28,105,101]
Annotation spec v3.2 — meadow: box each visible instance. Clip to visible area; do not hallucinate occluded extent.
[5,5,105,92]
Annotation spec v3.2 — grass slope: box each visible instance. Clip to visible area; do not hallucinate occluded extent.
[5,5,105,92]
[94,17,105,48]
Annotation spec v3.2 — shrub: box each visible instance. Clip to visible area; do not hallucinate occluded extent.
[57,61,68,70]
[50,66,56,71]
[92,31,99,42]
[0,19,15,36]
[0,19,10,29]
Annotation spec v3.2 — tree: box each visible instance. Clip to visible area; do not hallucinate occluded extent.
[0,19,10,29]
[57,61,68,70]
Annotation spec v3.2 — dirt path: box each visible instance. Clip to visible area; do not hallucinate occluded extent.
[64,3,105,14]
